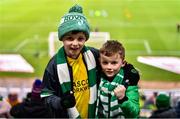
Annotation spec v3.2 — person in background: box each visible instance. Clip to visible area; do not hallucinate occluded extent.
[22,92,31,102]
[149,93,177,118]
[0,95,11,118]
[144,92,158,110]
[41,4,140,118]
[139,90,146,109]
[10,79,52,118]
[6,92,20,107]
[96,40,140,118]
[175,100,180,118]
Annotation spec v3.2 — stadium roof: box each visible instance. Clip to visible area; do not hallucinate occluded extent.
[0,54,34,73]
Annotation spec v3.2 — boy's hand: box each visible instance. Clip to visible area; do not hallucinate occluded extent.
[61,91,76,108]
[123,63,140,87]
[114,85,126,100]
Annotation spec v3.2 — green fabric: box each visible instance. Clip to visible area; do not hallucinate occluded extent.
[56,46,97,118]
[96,69,140,118]
[156,94,170,109]
[121,86,140,118]
[58,4,90,40]
[96,68,124,118]
[41,88,54,98]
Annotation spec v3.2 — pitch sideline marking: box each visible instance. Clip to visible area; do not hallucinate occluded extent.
[124,39,152,54]
[14,39,29,52]
[143,40,152,54]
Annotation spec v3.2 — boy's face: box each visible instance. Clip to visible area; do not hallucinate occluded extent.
[100,53,124,78]
[62,32,86,59]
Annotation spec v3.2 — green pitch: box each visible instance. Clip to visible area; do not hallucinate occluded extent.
[0,0,180,81]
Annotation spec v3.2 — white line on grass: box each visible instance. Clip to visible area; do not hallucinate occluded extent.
[14,39,29,52]
[144,40,152,54]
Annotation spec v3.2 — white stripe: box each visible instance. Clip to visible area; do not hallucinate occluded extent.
[40,93,52,98]
[117,73,124,78]
[110,109,120,117]
[83,50,96,70]
[102,105,109,112]
[103,111,108,117]
[144,40,152,54]
[111,100,118,107]
[89,84,97,104]
[14,39,29,52]
[110,82,119,89]
[57,63,71,84]
[101,87,109,93]
[111,91,115,96]
[99,79,104,87]
[111,82,118,86]
[100,95,108,103]
[67,107,79,118]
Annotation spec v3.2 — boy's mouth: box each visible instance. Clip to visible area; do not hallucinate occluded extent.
[71,47,79,50]
[106,71,113,74]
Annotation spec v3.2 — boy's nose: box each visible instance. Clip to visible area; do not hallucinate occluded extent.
[72,39,78,45]
[107,64,112,69]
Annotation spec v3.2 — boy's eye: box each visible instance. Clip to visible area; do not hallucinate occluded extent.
[78,37,86,41]
[102,61,108,65]
[64,36,73,41]
[66,37,73,41]
[111,61,117,65]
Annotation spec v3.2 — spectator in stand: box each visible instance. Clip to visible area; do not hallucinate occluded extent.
[22,92,31,102]
[10,79,52,118]
[144,92,157,110]
[6,92,20,107]
[0,94,11,118]
[175,99,180,118]
[139,90,146,109]
[149,94,177,118]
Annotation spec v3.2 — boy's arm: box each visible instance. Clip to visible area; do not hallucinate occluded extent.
[119,86,140,118]
[119,63,140,118]
[41,56,76,116]
[41,69,62,110]
[123,63,140,87]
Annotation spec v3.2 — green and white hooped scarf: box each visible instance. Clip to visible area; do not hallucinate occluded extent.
[56,46,97,118]
[96,69,125,118]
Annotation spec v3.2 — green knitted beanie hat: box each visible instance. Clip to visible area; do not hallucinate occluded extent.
[58,4,90,40]
[156,94,170,109]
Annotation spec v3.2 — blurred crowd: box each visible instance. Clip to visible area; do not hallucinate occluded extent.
[139,91,180,118]
[1,80,180,118]
[0,79,51,118]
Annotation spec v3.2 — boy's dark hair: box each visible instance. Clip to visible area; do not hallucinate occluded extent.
[63,30,86,37]
[100,40,125,60]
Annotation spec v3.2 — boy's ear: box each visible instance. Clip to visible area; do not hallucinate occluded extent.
[122,60,126,67]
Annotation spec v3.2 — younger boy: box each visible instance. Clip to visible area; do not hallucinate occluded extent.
[96,40,140,118]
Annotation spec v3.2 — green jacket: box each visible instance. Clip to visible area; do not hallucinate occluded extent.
[121,85,140,118]
[97,83,140,118]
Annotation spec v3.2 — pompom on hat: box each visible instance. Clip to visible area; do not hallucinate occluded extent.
[156,94,170,109]
[31,79,42,100]
[58,4,90,40]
